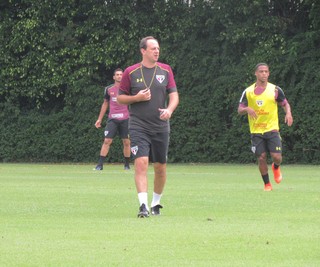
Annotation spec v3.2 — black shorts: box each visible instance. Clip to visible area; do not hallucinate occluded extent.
[104,119,129,139]
[129,129,169,164]
[251,131,282,156]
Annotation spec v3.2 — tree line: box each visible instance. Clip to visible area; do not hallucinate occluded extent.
[1,0,319,163]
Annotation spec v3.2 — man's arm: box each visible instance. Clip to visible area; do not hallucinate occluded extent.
[238,104,258,119]
[117,88,151,105]
[159,92,179,121]
[276,86,293,126]
[95,100,108,128]
[282,102,293,126]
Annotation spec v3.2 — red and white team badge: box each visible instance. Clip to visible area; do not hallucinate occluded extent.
[131,146,138,155]
[156,75,165,83]
[256,100,263,107]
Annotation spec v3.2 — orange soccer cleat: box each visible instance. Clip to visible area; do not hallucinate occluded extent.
[264,183,272,191]
[272,163,282,184]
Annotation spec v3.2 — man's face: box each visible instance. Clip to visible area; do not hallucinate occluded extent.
[255,65,269,83]
[142,39,160,63]
[113,71,123,83]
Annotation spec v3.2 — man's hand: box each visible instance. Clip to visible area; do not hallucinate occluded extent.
[285,113,293,126]
[137,88,151,102]
[95,120,102,128]
[246,107,258,120]
[159,108,172,121]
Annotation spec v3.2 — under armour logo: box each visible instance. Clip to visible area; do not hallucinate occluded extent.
[136,78,143,83]
[131,145,138,155]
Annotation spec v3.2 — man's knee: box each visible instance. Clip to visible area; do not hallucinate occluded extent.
[258,152,267,163]
[103,138,113,146]
[122,138,130,146]
[154,163,166,176]
[271,153,282,164]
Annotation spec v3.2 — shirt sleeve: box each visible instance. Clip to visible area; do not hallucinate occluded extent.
[275,86,288,106]
[104,87,110,101]
[119,68,131,95]
[239,89,248,107]
[166,65,177,92]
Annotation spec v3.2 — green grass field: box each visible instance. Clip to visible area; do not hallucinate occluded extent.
[0,163,319,267]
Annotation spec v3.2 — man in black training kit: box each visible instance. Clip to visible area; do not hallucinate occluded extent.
[117,36,179,217]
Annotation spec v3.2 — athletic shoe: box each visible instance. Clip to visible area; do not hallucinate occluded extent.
[93,165,103,171]
[137,204,149,218]
[272,163,282,184]
[264,183,272,191]
[124,165,130,170]
[151,204,163,215]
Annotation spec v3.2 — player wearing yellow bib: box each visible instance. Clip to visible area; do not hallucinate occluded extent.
[238,63,293,191]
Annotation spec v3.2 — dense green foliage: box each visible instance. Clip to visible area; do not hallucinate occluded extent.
[1,0,319,163]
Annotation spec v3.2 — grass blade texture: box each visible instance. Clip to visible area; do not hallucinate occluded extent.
[0,163,319,267]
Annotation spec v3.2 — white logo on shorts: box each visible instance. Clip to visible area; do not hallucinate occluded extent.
[251,146,256,153]
[131,146,138,155]
[104,131,109,137]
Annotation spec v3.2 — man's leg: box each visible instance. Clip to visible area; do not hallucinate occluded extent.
[122,138,131,169]
[150,132,169,214]
[95,119,117,170]
[258,152,272,191]
[252,134,271,191]
[150,162,166,215]
[270,152,283,183]
[269,132,283,184]
[135,156,150,217]
[95,138,113,170]
[153,162,166,196]
[101,138,113,156]
[258,152,268,176]
[271,152,282,166]
[135,156,149,193]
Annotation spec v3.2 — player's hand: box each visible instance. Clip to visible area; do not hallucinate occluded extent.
[159,108,172,121]
[285,113,293,126]
[95,120,102,128]
[137,88,151,102]
[246,107,258,119]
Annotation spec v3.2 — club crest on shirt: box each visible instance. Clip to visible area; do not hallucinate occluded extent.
[156,75,165,83]
[131,145,138,155]
[256,100,263,107]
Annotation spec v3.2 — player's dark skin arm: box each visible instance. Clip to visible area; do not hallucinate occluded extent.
[238,106,258,119]
[282,102,293,126]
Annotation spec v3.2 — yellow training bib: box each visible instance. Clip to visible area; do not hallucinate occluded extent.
[246,82,279,134]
